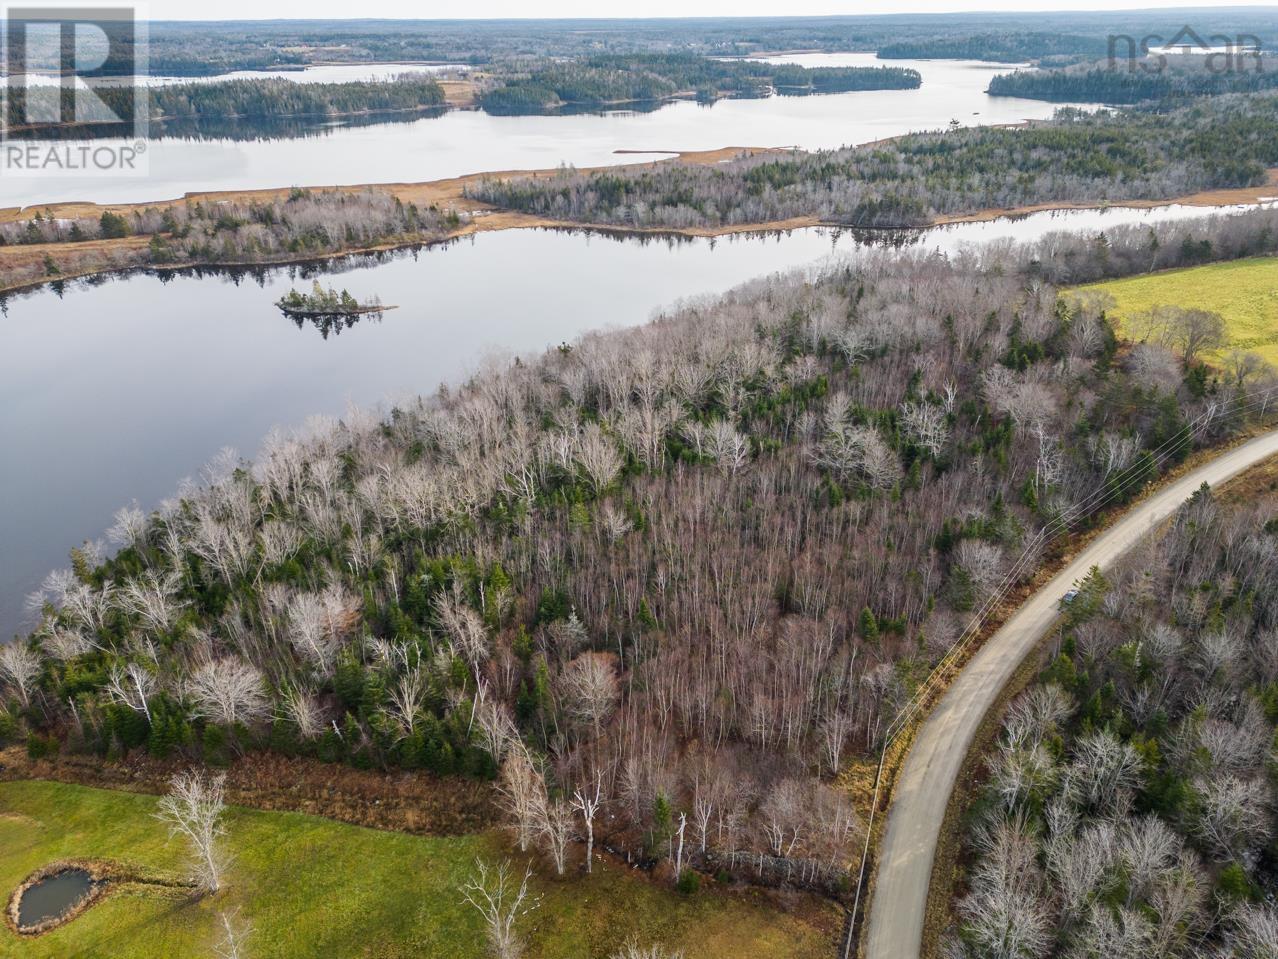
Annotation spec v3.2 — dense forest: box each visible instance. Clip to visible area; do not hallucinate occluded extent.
[0,189,464,290]
[2,75,446,131]
[477,55,919,113]
[2,57,917,137]
[877,32,1110,63]
[468,94,1278,230]
[989,54,1278,104]
[949,485,1278,958]
[3,206,1278,891]
[8,13,1271,78]
[48,12,1272,76]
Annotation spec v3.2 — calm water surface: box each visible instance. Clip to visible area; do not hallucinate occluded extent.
[16,870,94,928]
[3,54,1093,208]
[0,201,1259,637]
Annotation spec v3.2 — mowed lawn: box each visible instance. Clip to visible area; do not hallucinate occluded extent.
[1073,256,1278,364]
[0,780,838,959]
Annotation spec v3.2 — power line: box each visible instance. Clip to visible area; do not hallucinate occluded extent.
[844,379,1278,959]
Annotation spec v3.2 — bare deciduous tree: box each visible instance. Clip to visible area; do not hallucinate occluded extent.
[107,503,148,551]
[575,423,623,495]
[286,589,354,678]
[281,685,325,740]
[475,692,520,763]
[818,709,854,775]
[900,401,950,458]
[956,540,1006,603]
[0,642,41,708]
[1192,774,1274,862]
[460,858,540,959]
[541,798,575,876]
[186,657,270,728]
[105,661,156,722]
[117,570,187,635]
[214,907,251,959]
[610,944,685,959]
[498,750,548,854]
[811,423,899,489]
[435,591,490,681]
[386,667,427,738]
[558,652,620,738]
[1137,305,1226,366]
[154,769,228,894]
[1219,902,1278,959]
[571,774,604,874]
[40,625,94,662]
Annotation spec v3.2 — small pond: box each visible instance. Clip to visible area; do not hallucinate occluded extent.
[16,869,95,929]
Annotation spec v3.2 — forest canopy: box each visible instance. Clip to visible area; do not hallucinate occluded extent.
[2,75,446,132]
[949,484,1278,958]
[988,54,1278,104]
[467,94,1278,230]
[477,55,920,113]
[877,31,1110,63]
[5,206,1278,890]
[69,12,1278,75]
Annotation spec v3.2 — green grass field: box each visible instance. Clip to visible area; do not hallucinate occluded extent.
[0,781,837,959]
[1073,256,1278,365]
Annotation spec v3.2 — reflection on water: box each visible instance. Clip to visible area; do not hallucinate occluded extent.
[285,308,391,339]
[2,54,1094,208]
[4,109,452,143]
[0,201,1257,638]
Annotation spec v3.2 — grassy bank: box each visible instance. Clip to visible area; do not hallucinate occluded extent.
[1074,255,1278,364]
[0,781,838,959]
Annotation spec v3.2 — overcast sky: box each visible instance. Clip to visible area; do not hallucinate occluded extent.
[146,1,1278,22]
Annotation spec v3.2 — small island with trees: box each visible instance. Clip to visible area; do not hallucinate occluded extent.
[275,281,394,319]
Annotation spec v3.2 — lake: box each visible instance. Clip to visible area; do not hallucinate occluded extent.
[0,200,1262,637]
[1,53,1094,209]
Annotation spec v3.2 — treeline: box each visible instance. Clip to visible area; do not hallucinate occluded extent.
[468,94,1278,230]
[0,189,464,290]
[3,109,437,145]
[989,54,1278,104]
[969,206,1278,287]
[3,209,1277,890]
[2,56,917,134]
[132,14,1278,76]
[3,76,446,131]
[147,53,305,77]
[949,485,1278,958]
[769,63,921,94]
[136,75,445,121]
[877,31,1110,63]
[478,55,919,114]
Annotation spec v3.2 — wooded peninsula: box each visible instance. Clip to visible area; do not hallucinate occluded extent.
[468,93,1278,229]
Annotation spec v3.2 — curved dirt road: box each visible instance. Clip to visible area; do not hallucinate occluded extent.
[863,430,1278,959]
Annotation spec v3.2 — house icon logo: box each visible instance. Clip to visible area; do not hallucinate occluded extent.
[1163,25,1212,54]
[1107,24,1262,75]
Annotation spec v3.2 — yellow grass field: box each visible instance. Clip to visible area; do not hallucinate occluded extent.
[1072,256,1278,365]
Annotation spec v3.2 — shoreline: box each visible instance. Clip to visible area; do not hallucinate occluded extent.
[2,158,1275,297]
[1,102,451,136]
[933,168,1278,222]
